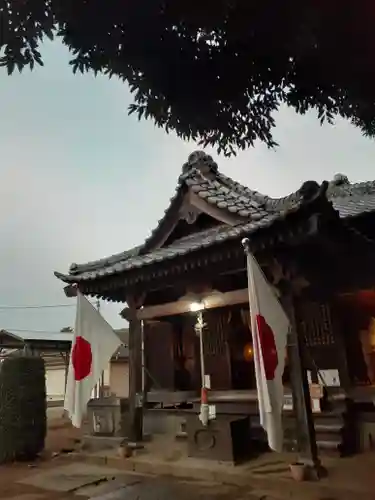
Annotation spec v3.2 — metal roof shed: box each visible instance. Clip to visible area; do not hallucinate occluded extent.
[0,330,73,353]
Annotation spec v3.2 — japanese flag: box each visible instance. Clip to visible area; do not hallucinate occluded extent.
[64,291,122,428]
[246,252,290,452]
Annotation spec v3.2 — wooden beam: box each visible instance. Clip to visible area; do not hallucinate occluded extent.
[131,288,249,320]
[63,284,78,298]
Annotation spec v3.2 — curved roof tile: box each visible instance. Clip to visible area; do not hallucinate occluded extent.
[56,152,375,284]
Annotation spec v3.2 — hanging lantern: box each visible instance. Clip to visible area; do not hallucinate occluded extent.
[243,343,254,362]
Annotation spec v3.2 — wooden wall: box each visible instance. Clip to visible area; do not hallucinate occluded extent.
[143,321,175,391]
[296,300,351,388]
[143,306,257,394]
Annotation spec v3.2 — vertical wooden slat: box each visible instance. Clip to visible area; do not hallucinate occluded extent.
[203,310,232,390]
[144,321,174,390]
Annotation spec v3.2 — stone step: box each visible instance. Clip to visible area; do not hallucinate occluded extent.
[315,422,344,432]
[284,437,342,456]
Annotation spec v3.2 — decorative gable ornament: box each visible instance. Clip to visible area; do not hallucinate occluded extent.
[180,204,201,225]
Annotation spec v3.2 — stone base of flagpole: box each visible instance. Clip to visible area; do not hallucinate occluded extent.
[296,459,327,481]
[117,440,144,459]
[127,441,145,451]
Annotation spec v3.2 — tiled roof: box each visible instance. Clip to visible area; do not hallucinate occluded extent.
[182,167,269,220]
[55,152,375,285]
[265,173,375,218]
[138,150,270,254]
[0,329,73,343]
[55,215,282,283]
[331,193,375,218]
[113,328,129,359]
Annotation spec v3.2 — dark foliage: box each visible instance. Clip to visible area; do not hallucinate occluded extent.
[0,356,46,463]
[1,1,375,156]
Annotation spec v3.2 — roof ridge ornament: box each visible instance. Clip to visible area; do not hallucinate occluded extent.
[180,150,218,181]
[331,173,350,186]
[298,180,329,202]
[328,173,375,197]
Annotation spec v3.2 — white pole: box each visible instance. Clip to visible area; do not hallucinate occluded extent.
[197,311,206,388]
[196,310,209,426]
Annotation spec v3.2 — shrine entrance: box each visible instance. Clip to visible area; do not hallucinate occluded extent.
[55,151,375,462]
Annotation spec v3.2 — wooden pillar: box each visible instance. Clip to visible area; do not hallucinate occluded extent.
[285,295,324,477]
[123,296,144,443]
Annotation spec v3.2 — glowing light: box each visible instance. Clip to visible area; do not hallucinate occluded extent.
[189,301,204,312]
[243,343,254,362]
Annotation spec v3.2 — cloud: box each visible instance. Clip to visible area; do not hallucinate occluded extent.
[1,40,375,334]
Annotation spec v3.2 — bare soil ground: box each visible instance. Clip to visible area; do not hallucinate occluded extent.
[0,415,83,499]
[2,416,375,500]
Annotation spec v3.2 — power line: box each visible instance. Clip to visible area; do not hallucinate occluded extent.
[0,299,104,333]
[0,304,75,310]
[2,328,72,334]
[0,301,96,310]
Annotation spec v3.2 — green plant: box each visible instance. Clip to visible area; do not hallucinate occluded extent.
[1,1,375,156]
[0,356,47,463]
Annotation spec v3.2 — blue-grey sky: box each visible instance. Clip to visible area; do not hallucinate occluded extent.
[1,40,375,335]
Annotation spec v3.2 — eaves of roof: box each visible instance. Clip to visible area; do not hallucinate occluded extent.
[54,152,375,286]
[55,215,280,283]
[55,181,331,285]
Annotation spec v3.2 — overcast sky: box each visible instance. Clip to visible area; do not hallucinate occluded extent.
[1,40,375,335]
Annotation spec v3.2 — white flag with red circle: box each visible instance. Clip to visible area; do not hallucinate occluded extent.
[246,252,290,452]
[64,291,122,428]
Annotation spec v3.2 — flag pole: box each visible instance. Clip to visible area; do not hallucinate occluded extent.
[241,238,325,480]
[284,296,325,478]
[195,309,209,426]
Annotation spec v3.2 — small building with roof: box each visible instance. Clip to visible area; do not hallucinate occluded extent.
[0,328,130,403]
[55,151,375,462]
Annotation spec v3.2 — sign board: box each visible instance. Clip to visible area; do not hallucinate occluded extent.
[283,394,293,411]
[283,384,323,413]
[309,383,323,399]
[319,369,340,387]
[309,383,323,413]
[311,398,321,413]
[208,404,216,420]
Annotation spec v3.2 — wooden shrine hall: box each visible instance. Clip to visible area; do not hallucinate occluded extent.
[55,151,375,463]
